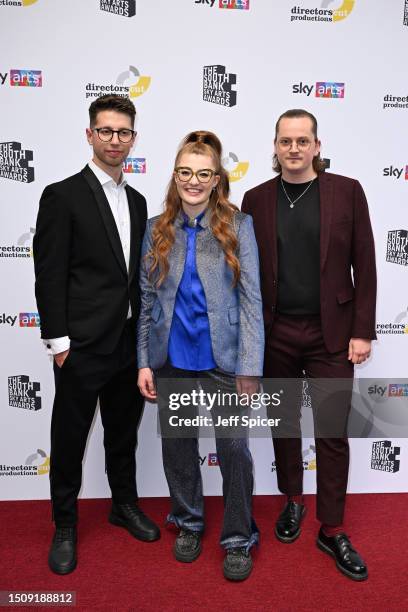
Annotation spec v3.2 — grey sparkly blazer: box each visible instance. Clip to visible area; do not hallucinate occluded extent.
[137,208,264,376]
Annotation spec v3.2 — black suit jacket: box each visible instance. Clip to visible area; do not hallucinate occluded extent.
[33,165,147,354]
[242,172,377,353]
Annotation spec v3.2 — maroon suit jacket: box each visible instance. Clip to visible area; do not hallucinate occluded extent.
[241,172,377,353]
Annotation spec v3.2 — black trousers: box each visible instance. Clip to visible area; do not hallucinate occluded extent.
[50,322,144,527]
[264,314,354,526]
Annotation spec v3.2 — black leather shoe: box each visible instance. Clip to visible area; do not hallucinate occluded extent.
[223,547,253,581]
[109,502,160,542]
[275,501,306,543]
[317,528,368,581]
[48,527,77,575]
[173,529,202,562]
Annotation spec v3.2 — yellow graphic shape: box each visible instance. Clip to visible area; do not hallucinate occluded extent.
[37,456,50,476]
[129,76,151,98]
[229,161,249,183]
[404,325,408,334]
[332,0,355,22]
[307,458,316,471]
[22,0,38,6]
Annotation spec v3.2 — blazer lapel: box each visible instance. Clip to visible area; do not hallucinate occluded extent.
[319,172,334,272]
[266,177,278,279]
[126,185,140,285]
[81,165,127,278]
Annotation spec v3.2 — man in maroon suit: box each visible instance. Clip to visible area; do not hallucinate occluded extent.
[242,109,376,581]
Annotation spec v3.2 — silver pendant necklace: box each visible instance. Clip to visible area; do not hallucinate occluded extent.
[281,177,315,209]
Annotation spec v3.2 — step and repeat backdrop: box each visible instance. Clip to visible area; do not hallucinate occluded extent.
[0,0,407,501]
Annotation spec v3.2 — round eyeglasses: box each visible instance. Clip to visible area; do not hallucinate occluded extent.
[277,138,314,151]
[174,167,218,183]
[93,127,135,143]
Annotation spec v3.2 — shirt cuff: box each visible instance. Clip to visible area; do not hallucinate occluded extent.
[43,337,71,356]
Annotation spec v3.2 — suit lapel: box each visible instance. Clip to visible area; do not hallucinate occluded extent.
[126,185,140,284]
[319,172,334,272]
[81,165,127,278]
[266,177,278,279]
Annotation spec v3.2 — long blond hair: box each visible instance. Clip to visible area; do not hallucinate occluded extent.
[146,130,240,287]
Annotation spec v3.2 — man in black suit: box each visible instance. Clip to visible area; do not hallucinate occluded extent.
[34,94,160,575]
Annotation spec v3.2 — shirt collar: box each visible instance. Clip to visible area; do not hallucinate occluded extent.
[176,207,211,229]
[88,160,127,189]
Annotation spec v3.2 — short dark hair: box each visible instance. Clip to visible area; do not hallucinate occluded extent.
[88,94,136,128]
[273,108,326,174]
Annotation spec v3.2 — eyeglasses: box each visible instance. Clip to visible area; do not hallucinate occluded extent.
[93,127,135,143]
[277,138,314,151]
[174,167,218,183]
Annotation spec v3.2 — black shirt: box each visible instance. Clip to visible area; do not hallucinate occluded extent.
[277,177,320,314]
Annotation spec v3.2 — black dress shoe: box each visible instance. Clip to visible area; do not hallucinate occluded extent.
[317,528,368,581]
[173,529,202,563]
[275,501,306,543]
[48,527,77,575]
[109,502,160,542]
[223,547,253,581]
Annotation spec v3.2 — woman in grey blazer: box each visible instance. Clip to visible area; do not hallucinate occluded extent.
[137,131,264,581]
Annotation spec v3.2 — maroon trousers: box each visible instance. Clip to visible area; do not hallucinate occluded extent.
[264,313,354,526]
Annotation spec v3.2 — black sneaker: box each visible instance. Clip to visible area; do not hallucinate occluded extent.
[223,547,253,581]
[173,529,202,562]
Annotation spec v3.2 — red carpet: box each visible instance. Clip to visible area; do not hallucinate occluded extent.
[0,494,407,611]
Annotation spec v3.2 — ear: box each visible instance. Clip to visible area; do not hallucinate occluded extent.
[86,128,93,145]
[314,139,321,156]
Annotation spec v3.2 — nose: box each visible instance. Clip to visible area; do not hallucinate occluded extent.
[189,173,200,185]
[289,141,300,152]
[111,132,121,144]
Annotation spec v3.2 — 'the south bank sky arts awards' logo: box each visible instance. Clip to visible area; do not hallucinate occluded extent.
[0,142,34,183]
[0,449,49,477]
[8,375,41,411]
[85,66,151,100]
[223,153,249,182]
[0,227,34,259]
[371,441,400,473]
[293,81,345,98]
[100,0,136,17]
[386,230,408,267]
[290,0,355,23]
[203,65,237,107]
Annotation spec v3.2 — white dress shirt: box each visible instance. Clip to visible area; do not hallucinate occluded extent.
[44,160,131,355]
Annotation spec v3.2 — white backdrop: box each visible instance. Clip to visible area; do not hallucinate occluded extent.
[0,0,407,501]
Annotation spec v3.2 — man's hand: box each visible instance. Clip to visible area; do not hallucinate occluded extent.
[236,375,260,397]
[54,349,70,368]
[348,338,372,365]
[138,367,157,401]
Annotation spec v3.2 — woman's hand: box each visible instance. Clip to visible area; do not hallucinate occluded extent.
[236,375,260,398]
[137,367,157,401]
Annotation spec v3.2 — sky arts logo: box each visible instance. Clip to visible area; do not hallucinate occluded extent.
[383,165,408,180]
[290,1,355,23]
[19,312,40,327]
[123,158,146,174]
[386,230,408,267]
[0,449,49,478]
[208,453,219,466]
[1,70,42,88]
[194,0,249,9]
[0,228,35,260]
[0,0,38,6]
[100,0,136,17]
[203,65,237,108]
[0,313,17,327]
[371,441,400,473]
[8,375,41,411]
[223,152,249,182]
[85,65,151,100]
[0,142,34,183]
[368,383,408,399]
[292,81,344,98]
